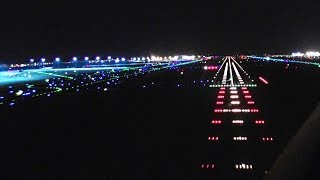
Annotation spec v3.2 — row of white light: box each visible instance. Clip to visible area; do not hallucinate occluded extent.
[230,90,238,94]
[231,101,240,105]
[232,62,244,85]
[231,57,254,83]
[30,55,197,63]
[233,136,247,140]
[232,120,244,124]
[213,57,229,81]
[230,95,239,99]
[227,57,234,86]
[222,62,229,85]
[235,164,253,169]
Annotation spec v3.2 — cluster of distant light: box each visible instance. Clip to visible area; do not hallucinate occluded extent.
[249,56,320,67]
[1,59,201,107]
[7,55,198,68]
[292,51,320,57]
[151,55,196,61]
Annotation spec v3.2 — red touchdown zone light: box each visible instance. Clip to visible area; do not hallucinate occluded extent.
[216,101,224,105]
[242,90,250,94]
[208,136,219,141]
[255,120,265,124]
[201,164,215,169]
[247,101,255,104]
[262,137,274,141]
[212,120,222,124]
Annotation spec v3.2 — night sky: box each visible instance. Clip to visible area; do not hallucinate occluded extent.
[0,0,319,62]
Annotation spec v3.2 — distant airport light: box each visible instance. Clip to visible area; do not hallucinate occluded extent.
[55,58,60,62]
[259,77,269,84]
[244,95,252,99]
[30,59,34,63]
[243,90,249,94]
[231,101,240,105]
[218,91,225,94]
[73,57,77,61]
[306,51,320,57]
[115,58,120,63]
[85,57,89,61]
[107,56,112,60]
[216,101,224,105]
[121,57,126,61]
[217,95,224,99]
[292,52,304,57]
[96,56,101,60]
[41,58,46,62]
[181,55,195,60]
[172,56,179,60]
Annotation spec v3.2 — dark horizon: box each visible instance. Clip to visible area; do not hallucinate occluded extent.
[0,0,319,63]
